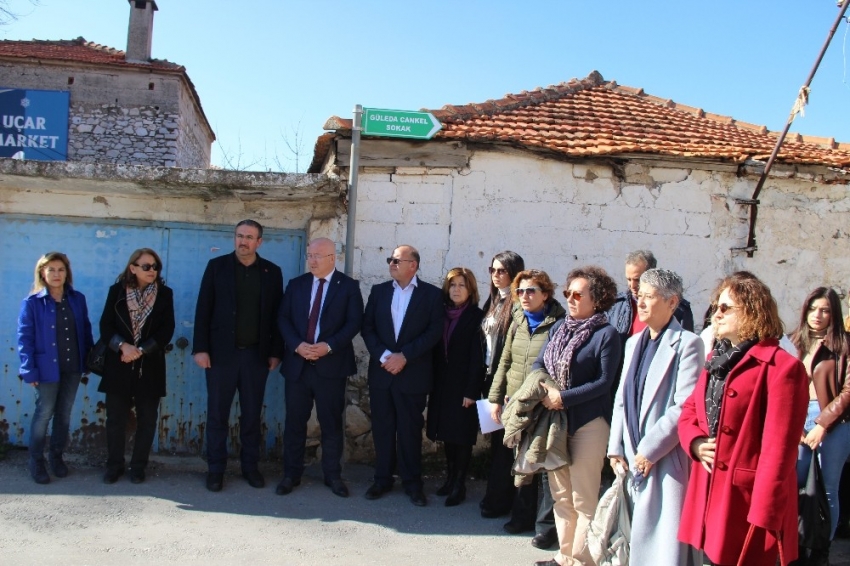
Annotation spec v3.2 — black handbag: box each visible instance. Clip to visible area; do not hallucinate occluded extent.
[798,446,831,550]
[87,338,108,377]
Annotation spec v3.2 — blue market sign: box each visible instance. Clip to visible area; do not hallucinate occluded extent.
[0,88,69,161]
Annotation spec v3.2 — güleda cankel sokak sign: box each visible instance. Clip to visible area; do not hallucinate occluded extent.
[0,88,69,161]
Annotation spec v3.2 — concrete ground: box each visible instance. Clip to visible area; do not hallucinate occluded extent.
[1,449,849,565]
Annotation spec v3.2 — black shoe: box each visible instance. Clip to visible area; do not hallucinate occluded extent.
[129,468,146,484]
[504,519,535,534]
[445,484,466,507]
[809,545,830,566]
[480,505,510,519]
[206,472,224,492]
[49,456,68,478]
[436,477,454,496]
[275,477,300,495]
[324,478,349,498]
[29,460,50,485]
[103,467,124,484]
[409,489,427,507]
[531,530,558,550]
[242,469,265,488]
[534,561,559,566]
[365,482,391,500]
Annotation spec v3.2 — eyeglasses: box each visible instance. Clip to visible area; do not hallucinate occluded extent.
[306,253,334,261]
[563,290,584,301]
[387,257,415,265]
[515,287,540,297]
[133,263,160,272]
[489,267,508,275]
[716,303,738,314]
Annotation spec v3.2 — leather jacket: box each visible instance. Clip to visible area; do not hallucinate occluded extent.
[812,339,850,430]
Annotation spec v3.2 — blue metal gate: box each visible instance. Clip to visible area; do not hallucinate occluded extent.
[0,214,304,459]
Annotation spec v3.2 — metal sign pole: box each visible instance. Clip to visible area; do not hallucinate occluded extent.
[344,104,362,276]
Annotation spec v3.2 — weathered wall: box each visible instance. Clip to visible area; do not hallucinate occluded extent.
[0,61,213,167]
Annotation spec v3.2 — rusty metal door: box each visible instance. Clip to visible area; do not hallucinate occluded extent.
[0,215,304,459]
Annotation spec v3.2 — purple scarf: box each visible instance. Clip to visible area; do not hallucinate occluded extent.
[443,302,468,356]
[544,312,608,390]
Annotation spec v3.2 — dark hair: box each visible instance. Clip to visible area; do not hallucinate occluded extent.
[511,269,555,301]
[236,219,263,239]
[714,272,784,342]
[791,287,849,358]
[32,251,72,293]
[485,251,525,335]
[117,248,165,288]
[442,267,480,307]
[565,266,618,312]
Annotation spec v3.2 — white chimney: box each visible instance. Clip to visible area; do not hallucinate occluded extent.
[126,0,158,63]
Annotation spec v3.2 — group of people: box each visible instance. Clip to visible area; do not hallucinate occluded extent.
[15,220,850,566]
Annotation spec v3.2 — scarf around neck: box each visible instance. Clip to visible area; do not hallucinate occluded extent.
[544,312,608,390]
[127,282,158,343]
[704,337,757,437]
[443,302,468,356]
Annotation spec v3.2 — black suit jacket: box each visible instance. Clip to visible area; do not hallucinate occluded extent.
[192,252,284,363]
[361,278,443,394]
[278,269,363,380]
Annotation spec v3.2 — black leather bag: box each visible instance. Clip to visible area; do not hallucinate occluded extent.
[86,338,107,377]
[799,447,831,550]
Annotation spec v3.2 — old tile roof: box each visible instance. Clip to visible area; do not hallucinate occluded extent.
[318,71,850,170]
[0,38,213,137]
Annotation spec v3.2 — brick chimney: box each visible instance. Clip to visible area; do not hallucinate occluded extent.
[126,0,158,63]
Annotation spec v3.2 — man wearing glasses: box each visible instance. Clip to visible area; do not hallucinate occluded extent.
[361,245,442,506]
[193,219,284,492]
[275,238,363,498]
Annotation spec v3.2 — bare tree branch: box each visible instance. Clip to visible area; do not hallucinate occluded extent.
[274,116,307,173]
[0,0,41,25]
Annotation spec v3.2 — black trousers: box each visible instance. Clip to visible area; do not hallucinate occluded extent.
[205,347,268,473]
[369,383,427,492]
[512,472,556,535]
[105,392,160,471]
[481,428,516,513]
[282,364,346,481]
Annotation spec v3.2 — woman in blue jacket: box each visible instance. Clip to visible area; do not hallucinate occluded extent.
[17,252,94,484]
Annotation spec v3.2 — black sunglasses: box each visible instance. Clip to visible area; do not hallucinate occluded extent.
[386,257,415,265]
[134,263,160,272]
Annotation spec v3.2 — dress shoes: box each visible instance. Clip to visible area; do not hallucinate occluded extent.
[324,478,349,498]
[533,560,560,566]
[531,529,558,550]
[129,468,146,484]
[364,482,391,500]
[275,477,300,495]
[103,467,124,484]
[49,456,69,478]
[503,519,535,535]
[408,490,427,507]
[206,472,224,492]
[242,469,265,488]
[480,505,511,519]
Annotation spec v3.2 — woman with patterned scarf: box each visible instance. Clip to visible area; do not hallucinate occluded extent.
[532,266,622,566]
[678,273,808,566]
[98,248,174,485]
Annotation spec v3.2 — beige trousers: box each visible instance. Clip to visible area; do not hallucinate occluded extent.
[547,417,609,566]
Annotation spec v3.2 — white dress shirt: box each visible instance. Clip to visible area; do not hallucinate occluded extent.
[380,275,418,363]
[309,268,334,343]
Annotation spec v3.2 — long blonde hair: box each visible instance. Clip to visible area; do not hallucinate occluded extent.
[31,252,73,294]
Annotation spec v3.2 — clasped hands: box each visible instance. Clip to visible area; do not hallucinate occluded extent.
[119,342,143,364]
[296,341,331,361]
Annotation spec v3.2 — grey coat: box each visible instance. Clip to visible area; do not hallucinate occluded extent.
[607,318,704,566]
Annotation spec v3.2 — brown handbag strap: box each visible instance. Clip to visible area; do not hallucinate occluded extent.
[736,525,785,566]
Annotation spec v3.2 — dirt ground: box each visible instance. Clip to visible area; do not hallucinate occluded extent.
[1,449,849,566]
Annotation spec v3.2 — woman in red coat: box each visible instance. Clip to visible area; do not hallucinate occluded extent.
[677,273,808,566]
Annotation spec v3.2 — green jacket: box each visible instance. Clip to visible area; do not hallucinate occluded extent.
[488,299,566,405]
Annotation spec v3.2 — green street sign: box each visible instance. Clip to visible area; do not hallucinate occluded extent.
[361,107,442,139]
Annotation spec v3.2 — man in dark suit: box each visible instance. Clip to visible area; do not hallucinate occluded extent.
[361,244,443,507]
[276,237,363,498]
[193,219,284,492]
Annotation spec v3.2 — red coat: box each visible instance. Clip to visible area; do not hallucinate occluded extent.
[677,339,807,566]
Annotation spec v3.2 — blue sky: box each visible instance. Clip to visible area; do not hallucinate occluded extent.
[3,0,850,171]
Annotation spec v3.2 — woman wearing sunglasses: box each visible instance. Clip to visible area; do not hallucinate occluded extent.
[678,272,808,566]
[17,252,94,484]
[479,251,526,518]
[533,266,622,566]
[487,269,565,548]
[791,287,850,565]
[427,267,484,506]
[98,248,174,484]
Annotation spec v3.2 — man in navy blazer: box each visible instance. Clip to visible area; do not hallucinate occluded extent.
[193,220,284,492]
[276,238,363,498]
[361,244,443,507]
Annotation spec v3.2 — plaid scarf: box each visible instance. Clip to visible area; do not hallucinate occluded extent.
[126,282,158,344]
[704,337,757,437]
[544,312,608,390]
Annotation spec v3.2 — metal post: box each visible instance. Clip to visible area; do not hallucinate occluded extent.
[344,104,362,276]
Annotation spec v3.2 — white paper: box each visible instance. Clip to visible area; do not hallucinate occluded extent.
[476,399,504,434]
